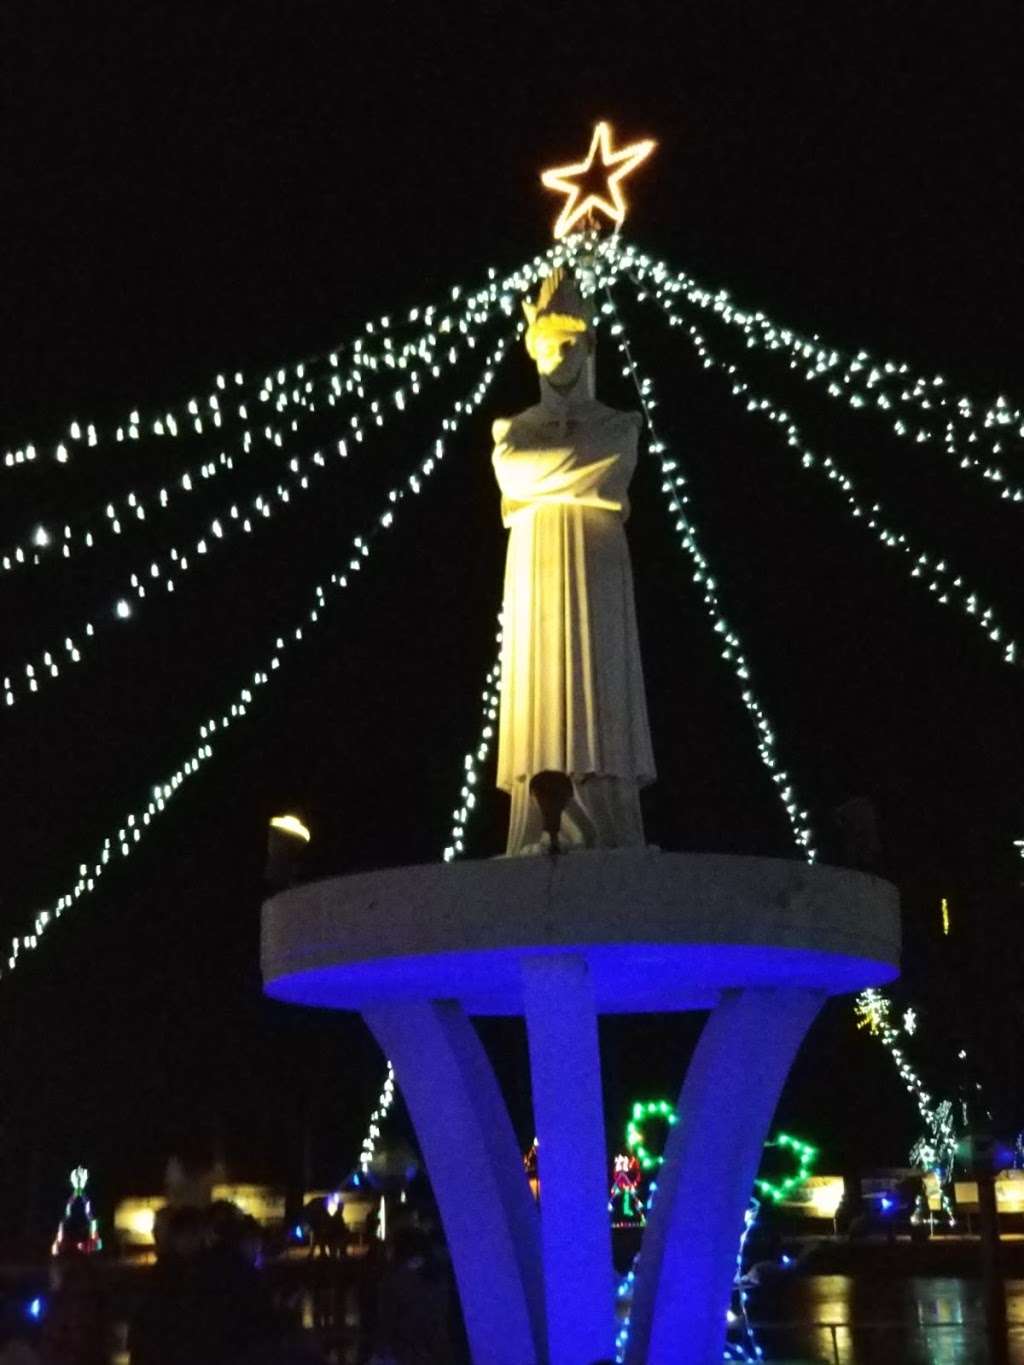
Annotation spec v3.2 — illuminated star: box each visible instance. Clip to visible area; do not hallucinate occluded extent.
[903,1008,918,1036]
[541,122,656,240]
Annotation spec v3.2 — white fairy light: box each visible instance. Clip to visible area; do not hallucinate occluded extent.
[442,626,503,863]
[0,250,576,709]
[358,1061,397,1174]
[0,259,533,581]
[622,264,1021,675]
[1,330,515,978]
[594,268,817,862]
[607,241,1024,505]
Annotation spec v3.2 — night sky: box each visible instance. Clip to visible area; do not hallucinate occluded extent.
[1,1,1021,1245]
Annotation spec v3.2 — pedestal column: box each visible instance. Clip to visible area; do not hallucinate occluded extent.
[522,954,614,1365]
[365,1000,545,1365]
[626,986,826,1365]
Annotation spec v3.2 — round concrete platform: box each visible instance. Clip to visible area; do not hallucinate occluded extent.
[262,848,899,1015]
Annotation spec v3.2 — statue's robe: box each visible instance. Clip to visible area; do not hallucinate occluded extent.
[492,388,655,854]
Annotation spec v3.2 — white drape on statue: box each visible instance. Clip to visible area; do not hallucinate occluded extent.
[492,392,655,854]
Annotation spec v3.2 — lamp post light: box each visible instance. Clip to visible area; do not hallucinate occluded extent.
[265,814,310,890]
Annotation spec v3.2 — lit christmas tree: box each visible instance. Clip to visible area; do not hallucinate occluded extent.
[51,1166,102,1256]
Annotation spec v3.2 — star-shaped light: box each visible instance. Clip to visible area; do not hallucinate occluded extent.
[903,1008,918,1036]
[541,121,656,240]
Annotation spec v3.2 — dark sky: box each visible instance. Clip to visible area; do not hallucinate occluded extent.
[0,1,1022,1243]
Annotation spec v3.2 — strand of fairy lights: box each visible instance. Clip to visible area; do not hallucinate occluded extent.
[1,262,546,582]
[357,1061,397,1174]
[607,242,1024,503]
[1,253,577,710]
[854,990,958,1218]
[442,628,503,863]
[624,267,1019,673]
[2,330,514,977]
[1,311,498,708]
[0,244,566,477]
[596,276,817,862]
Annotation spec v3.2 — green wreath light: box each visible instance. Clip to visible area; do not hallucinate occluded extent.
[624,1100,818,1204]
[755,1132,818,1203]
[625,1099,679,1172]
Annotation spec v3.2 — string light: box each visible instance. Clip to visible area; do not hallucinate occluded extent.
[854,988,958,1197]
[2,331,513,977]
[620,262,1021,675]
[442,626,502,863]
[0,251,581,711]
[0,244,569,478]
[358,1061,397,1174]
[596,272,818,862]
[607,242,1024,505]
[0,263,538,583]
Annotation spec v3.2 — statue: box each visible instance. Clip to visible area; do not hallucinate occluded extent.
[491,268,655,855]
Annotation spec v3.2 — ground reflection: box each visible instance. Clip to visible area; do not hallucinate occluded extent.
[749,1275,1024,1363]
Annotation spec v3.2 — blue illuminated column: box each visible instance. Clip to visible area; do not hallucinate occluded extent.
[262,850,899,1365]
[365,999,545,1365]
[625,987,826,1365]
[522,955,614,1365]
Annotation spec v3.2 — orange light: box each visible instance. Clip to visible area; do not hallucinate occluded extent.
[540,122,656,240]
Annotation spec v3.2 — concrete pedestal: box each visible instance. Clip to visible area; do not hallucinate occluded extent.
[263,849,899,1365]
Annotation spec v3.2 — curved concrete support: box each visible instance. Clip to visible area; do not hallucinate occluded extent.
[522,955,613,1365]
[365,1001,546,1365]
[626,987,826,1365]
[262,853,898,1365]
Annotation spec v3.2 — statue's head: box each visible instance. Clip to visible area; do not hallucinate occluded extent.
[523,269,595,393]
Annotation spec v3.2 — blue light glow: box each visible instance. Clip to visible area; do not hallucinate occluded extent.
[27,1297,43,1320]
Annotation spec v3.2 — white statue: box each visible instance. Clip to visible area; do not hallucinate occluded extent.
[492,269,655,855]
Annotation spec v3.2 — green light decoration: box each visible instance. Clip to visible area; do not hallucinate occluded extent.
[625,1099,678,1171]
[626,1099,817,1202]
[754,1132,818,1204]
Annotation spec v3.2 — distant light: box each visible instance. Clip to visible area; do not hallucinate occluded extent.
[292,1225,304,1240]
[941,897,950,936]
[32,526,50,548]
[781,1254,793,1267]
[269,814,310,843]
[27,1297,43,1320]
[115,599,132,619]
[880,1196,894,1212]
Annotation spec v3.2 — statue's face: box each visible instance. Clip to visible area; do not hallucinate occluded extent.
[535,329,588,387]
